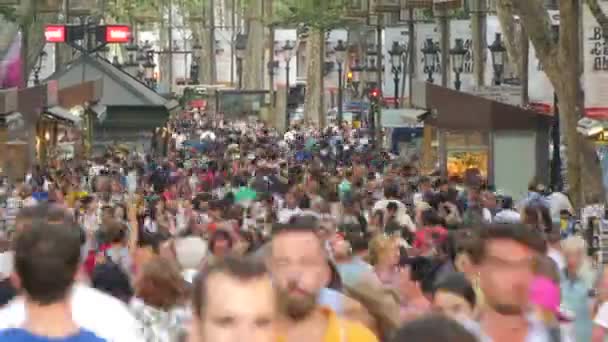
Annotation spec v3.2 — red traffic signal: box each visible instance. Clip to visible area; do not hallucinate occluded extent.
[369,88,381,98]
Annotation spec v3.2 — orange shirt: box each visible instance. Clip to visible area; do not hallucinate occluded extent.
[277,307,379,342]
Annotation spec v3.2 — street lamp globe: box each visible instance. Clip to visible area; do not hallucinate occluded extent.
[282,40,295,60]
[389,41,404,68]
[334,40,347,65]
[112,55,122,69]
[142,40,153,52]
[136,49,148,63]
[488,33,506,84]
[421,38,438,71]
[449,38,467,74]
[235,33,248,59]
[143,58,156,81]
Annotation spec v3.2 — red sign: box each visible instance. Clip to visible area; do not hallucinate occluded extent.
[45,25,66,43]
[105,25,131,43]
[189,99,207,109]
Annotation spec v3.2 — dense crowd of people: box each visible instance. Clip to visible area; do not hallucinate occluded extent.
[0,111,606,342]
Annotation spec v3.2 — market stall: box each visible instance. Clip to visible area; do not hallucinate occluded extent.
[414,82,552,199]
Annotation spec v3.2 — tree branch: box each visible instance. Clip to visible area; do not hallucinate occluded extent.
[511,0,560,80]
[586,0,608,38]
[495,0,522,78]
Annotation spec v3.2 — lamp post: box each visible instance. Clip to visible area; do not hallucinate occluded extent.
[421,38,439,83]
[267,60,279,105]
[283,40,295,130]
[235,33,247,89]
[334,40,347,126]
[350,64,363,98]
[112,55,122,69]
[449,38,467,91]
[123,39,140,76]
[191,39,202,84]
[388,41,405,109]
[143,52,157,88]
[488,33,506,86]
[33,51,47,86]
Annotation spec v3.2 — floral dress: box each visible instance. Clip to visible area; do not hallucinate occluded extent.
[130,298,190,342]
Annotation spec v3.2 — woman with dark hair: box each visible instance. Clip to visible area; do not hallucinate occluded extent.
[432,272,477,321]
[203,229,234,268]
[391,315,479,342]
[522,200,553,234]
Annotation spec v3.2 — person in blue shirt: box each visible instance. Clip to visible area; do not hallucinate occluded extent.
[0,205,106,342]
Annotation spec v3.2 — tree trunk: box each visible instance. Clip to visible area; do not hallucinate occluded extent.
[243,0,264,90]
[509,0,606,207]
[303,29,324,127]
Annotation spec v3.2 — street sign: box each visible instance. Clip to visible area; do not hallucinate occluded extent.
[104,25,131,43]
[470,85,523,107]
[44,25,66,43]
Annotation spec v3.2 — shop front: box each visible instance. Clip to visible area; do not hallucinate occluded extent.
[413,82,552,199]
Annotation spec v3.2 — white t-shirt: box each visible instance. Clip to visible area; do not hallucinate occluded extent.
[372,199,416,232]
[595,302,608,331]
[0,284,144,342]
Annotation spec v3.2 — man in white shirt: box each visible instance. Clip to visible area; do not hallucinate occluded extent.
[372,183,416,232]
[0,203,144,341]
[0,284,144,341]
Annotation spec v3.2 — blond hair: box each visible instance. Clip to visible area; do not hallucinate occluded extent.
[368,235,398,266]
[561,235,586,254]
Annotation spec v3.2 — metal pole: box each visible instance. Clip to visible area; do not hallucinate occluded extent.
[393,68,399,109]
[454,71,461,90]
[237,58,242,89]
[408,8,415,107]
[376,15,383,145]
[338,62,343,125]
[168,0,174,92]
[520,25,529,106]
[439,9,449,87]
[285,61,290,130]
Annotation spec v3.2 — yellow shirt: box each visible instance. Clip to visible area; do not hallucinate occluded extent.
[278,308,379,342]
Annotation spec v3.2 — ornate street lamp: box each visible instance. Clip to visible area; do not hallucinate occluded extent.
[33,50,47,86]
[488,33,507,85]
[388,41,405,108]
[282,40,295,129]
[421,38,439,83]
[112,55,122,69]
[143,52,156,88]
[235,33,248,89]
[123,39,140,75]
[334,40,348,125]
[449,38,467,90]
[350,64,363,97]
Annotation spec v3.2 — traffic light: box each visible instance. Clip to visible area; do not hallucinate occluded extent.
[369,88,381,104]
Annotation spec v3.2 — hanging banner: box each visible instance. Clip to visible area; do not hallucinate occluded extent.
[583,3,608,119]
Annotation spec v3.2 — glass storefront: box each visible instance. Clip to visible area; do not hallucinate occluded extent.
[444,131,490,180]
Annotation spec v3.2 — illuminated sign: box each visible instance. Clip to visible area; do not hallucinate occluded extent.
[45,25,66,43]
[105,25,131,43]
